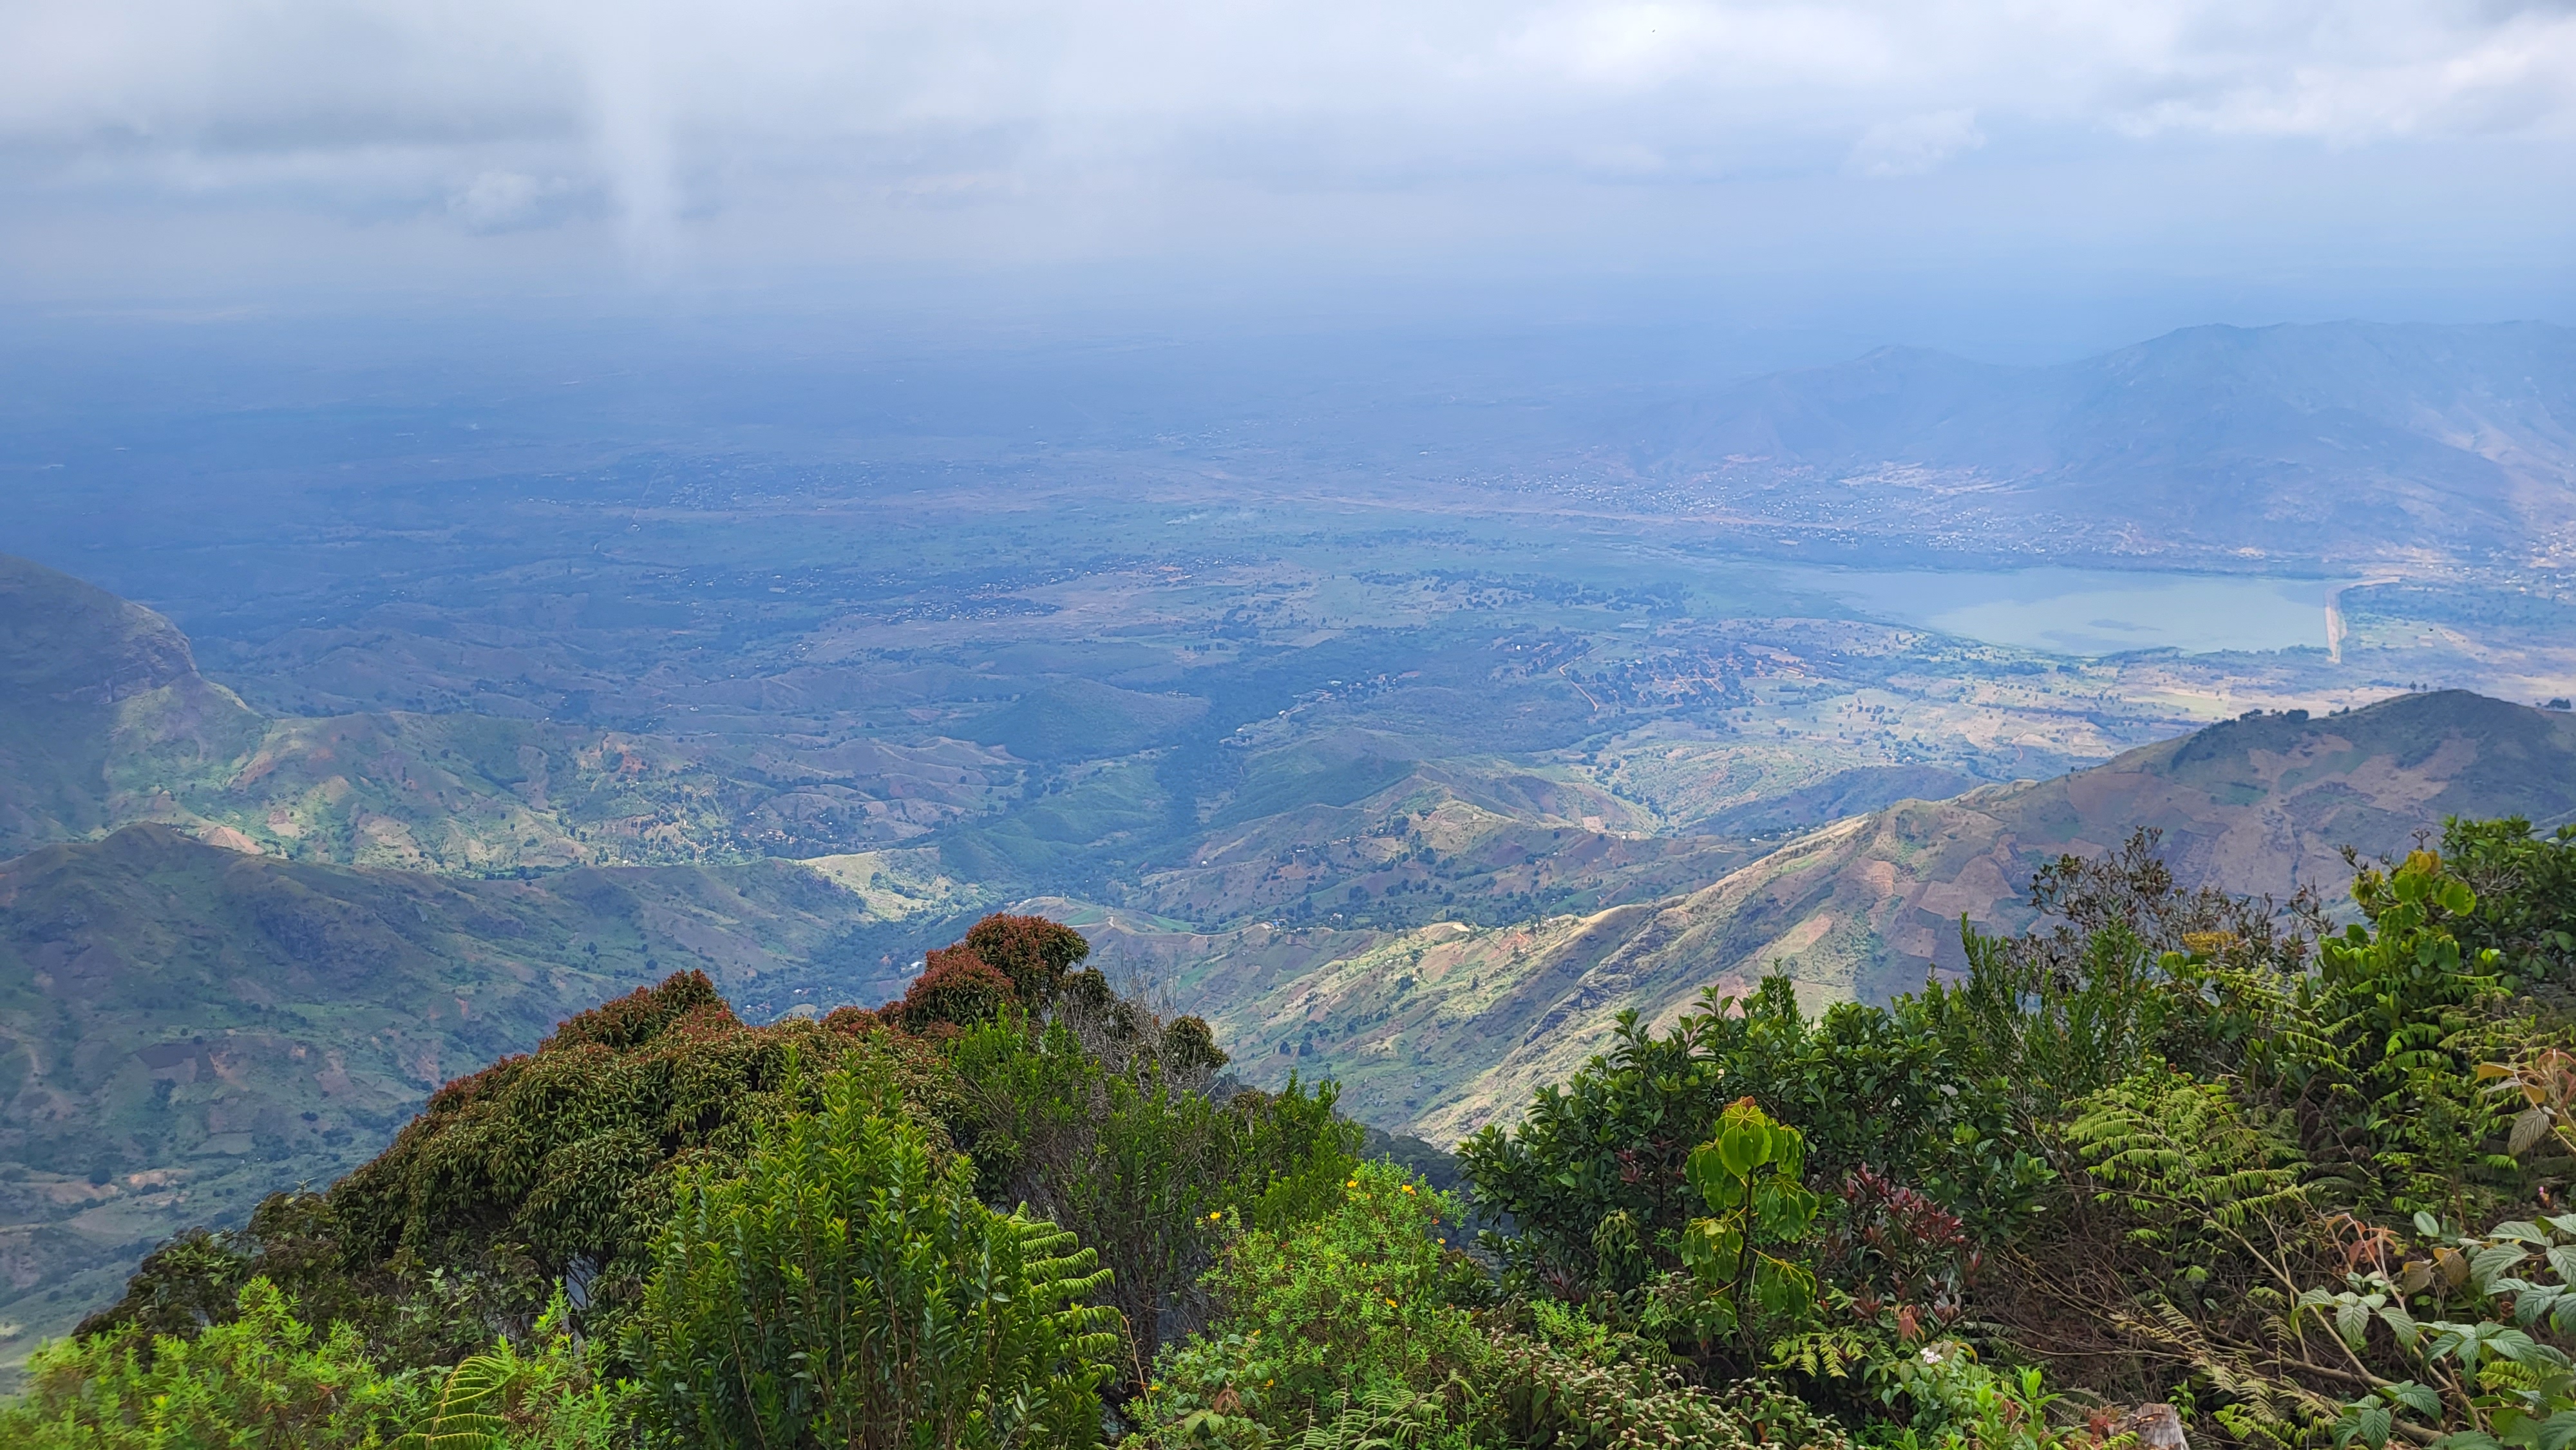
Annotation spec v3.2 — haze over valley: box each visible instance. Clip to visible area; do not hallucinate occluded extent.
[10,0,2576,1435]
[6,306,2576,1377]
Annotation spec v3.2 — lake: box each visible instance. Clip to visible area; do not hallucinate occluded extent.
[1775,567,2348,656]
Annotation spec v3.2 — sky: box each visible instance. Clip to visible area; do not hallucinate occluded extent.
[4,0,2576,353]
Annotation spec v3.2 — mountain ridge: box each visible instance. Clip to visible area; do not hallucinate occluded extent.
[1065,688,2576,1142]
[0,553,1020,874]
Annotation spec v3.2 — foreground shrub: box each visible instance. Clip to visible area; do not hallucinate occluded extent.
[632,1060,1122,1449]
[1679,1097,1825,1366]
[1459,976,2041,1306]
[2307,851,2524,1216]
[392,1288,634,1450]
[3,1276,630,1450]
[0,1277,418,1449]
[2441,816,2576,984]
[1863,1341,2114,1450]
[950,1009,1358,1373]
[1487,1310,1853,1450]
[75,969,956,1370]
[1139,1159,1835,1448]
[1147,1158,1484,1431]
[334,971,954,1294]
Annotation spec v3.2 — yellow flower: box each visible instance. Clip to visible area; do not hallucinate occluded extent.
[1346,1180,1358,1189]
[1400,1184,1415,1194]
[1209,1210,1223,1221]
[1385,1297,1398,1308]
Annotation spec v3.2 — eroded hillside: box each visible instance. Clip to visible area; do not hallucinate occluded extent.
[1069,690,2576,1140]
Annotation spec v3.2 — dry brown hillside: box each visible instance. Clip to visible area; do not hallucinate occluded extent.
[1062,690,2576,1140]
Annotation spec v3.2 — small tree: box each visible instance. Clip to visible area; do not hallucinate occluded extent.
[962,914,1094,1006]
[947,1010,1356,1373]
[632,1062,1122,1449]
[1680,1097,1823,1365]
[2309,851,2519,1215]
[898,946,1019,1031]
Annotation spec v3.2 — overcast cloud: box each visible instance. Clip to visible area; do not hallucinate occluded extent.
[3,0,2573,319]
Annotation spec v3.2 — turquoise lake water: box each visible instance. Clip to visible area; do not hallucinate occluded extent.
[1778,567,2347,657]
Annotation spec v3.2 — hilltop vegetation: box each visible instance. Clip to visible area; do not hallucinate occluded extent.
[8,811,2576,1447]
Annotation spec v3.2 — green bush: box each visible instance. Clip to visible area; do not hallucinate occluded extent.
[391,1290,633,1450]
[0,1277,420,1449]
[1912,916,2169,1133]
[2294,1208,2576,1449]
[73,970,957,1371]
[1459,977,2040,1303]
[334,972,954,1303]
[1457,838,2300,1296]
[947,1008,1358,1370]
[2065,1071,2312,1308]
[1140,1160,1839,1449]
[1484,1323,1853,1450]
[2442,818,2576,984]
[2304,852,2526,1215]
[1,1277,630,1450]
[1143,1159,1483,1433]
[631,1059,1123,1449]
[1862,1342,2100,1450]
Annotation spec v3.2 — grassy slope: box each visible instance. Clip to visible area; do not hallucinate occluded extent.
[0,825,903,1377]
[1065,691,2576,1143]
[1126,753,1750,931]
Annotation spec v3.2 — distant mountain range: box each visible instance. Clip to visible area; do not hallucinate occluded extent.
[1075,689,2576,1141]
[1627,321,2576,567]
[0,553,1003,889]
